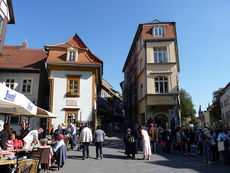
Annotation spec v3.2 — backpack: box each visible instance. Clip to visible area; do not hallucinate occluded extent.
[127,135,135,143]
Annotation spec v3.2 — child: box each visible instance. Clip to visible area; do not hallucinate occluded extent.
[6,133,15,151]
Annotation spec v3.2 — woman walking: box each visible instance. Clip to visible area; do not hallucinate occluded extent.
[139,126,151,160]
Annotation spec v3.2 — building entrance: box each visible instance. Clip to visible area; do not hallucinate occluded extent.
[155,114,168,128]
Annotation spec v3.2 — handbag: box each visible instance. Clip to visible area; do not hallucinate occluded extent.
[217,141,225,151]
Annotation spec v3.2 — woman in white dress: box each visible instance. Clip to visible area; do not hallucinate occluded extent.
[139,126,151,160]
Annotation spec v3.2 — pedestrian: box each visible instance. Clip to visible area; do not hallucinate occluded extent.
[210,128,219,163]
[148,123,158,154]
[139,126,151,160]
[79,123,93,160]
[70,123,77,149]
[201,127,212,164]
[176,128,185,153]
[162,128,171,153]
[94,125,106,159]
[217,129,230,164]
[124,128,135,159]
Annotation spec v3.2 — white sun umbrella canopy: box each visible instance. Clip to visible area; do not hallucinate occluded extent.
[0,83,37,116]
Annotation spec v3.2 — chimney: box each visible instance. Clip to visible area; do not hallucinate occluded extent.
[22,41,28,49]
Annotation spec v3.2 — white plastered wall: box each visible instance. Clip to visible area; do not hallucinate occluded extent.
[51,70,93,129]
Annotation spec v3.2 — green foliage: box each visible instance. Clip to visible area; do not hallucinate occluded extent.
[68,89,74,94]
[209,88,224,125]
[179,88,196,125]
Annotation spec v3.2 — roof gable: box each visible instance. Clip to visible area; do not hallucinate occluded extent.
[45,33,103,65]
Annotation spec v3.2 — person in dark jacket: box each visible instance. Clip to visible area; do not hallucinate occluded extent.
[54,125,65,140]
[162,128,171,153]
[124,128,136,159]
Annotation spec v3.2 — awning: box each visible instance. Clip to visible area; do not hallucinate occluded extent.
[0,84,57,119]
[36,107,57,119]
[0,83,37,116]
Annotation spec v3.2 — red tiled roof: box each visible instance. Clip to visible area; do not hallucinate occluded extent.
[0,44,47,70]
[45,33,102,65]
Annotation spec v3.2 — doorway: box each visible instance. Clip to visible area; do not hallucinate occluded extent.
[155,114,168,128]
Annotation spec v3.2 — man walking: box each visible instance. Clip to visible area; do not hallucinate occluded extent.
[70,123,77,149]
[148,123,158,154]
[94,126,106,159]
[79,123,92,160]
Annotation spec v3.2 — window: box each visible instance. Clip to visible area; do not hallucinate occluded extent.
[65,111,78,125]
[140,84,143,99]
[152,26,164,37]
[5,79,15,89]
[22,79,32,93]
[154,48,167,63]
[69,51,75,61]
[10,117,20,124]
[66,75,80,97]
[67,48,78,62]
[140,59,143,72]
[155,77,168,94]
[0,16,3,37]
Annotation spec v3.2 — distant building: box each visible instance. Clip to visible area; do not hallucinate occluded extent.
[97,79,123,133]
[204,111,211,127]
[0,0,15,52]
[220,82,230,128]
[122,19,180,129]
[45,33,103,132]
[0,42,49,132]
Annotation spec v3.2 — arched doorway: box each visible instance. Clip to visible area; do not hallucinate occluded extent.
[155,114,168,128]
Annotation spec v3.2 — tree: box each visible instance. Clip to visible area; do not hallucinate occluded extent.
[209,88,224,126]
[179,88,196,125]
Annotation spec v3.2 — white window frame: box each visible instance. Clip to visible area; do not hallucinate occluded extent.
[154,47,168,63]
[152,26,164,37]
[67,48,78,62]
[155,77,168,94]
[21,78,33,94]
[4,78,16,89]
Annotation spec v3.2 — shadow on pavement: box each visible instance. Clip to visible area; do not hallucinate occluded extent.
[67,155,83,160]
[146,153,229,173]
[103,154,127,160]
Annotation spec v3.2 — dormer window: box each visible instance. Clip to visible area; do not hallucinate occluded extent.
[67,48,78,62]
[152,26,164,37]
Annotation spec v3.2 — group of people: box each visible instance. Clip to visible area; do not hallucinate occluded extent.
[124,123,156,160]
[78,124,106,160]
[49,122,106,160]
[124,122,230,164]
[0,122,68,169]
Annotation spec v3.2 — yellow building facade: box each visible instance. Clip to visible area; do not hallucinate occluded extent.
[122,20,180,128]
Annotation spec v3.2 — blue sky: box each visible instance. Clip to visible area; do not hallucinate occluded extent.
[5,0,230,114]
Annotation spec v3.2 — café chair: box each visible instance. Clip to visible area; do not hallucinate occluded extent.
[39,147,51,173]
[17,159,39,173]
[27,149,42,173]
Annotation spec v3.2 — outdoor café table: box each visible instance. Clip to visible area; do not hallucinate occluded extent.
[0,151,16,165]
[0,158,17,166]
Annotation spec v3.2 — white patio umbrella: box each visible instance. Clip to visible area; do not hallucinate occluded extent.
[0,83,37,116]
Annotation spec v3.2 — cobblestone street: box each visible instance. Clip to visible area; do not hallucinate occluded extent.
[49,138,229,173]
